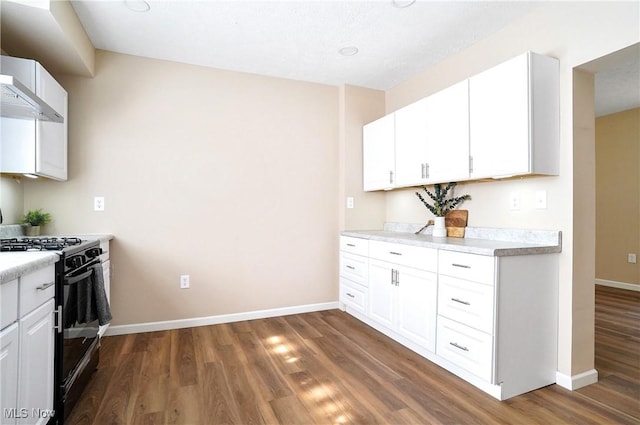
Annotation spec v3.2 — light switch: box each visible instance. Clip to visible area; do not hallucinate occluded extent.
[535,190,547,209]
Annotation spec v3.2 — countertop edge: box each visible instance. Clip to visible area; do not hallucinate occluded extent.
[0,253,59,284]
[341,230,562,256]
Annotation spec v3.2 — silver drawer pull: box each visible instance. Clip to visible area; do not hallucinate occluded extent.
[450,342,469,352]
[451,298,470,306]
[53,305,62,334]
[452,263,471,269]
[346,243,356,247]
[389,251,402,256]
[36,281,55,291]
[346,265,355,270]
[346,293,355,298]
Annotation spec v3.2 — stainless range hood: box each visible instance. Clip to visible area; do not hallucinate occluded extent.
[1,74,64,123]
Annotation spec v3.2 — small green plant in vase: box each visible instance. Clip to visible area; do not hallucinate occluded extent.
[415,182,470,237]
[22,209,52,236]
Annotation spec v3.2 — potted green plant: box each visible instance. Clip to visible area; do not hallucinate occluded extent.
[415,182,470,237]
[22,209,52,236]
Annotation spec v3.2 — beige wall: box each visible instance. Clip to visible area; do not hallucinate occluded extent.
[338,85,386,231]
[376,2,639,378]
[23,50,339,325]
[0,176,24,224]
[596,108,640,286]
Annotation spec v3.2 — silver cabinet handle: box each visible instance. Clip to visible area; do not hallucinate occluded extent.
[389,170,394,184]
[54,305,62,334]
[450,342,469,352]
[451,298,471,306]
[390,269,395,285]
[452,263,471,269]
[389,251,402,256]
[346,265,355,270]
[346,293,355,298]
[421,163,426,179]
[425,163,429,179]
[36,281,55,290]
[395,269,399,286]
[469,156,474,173]
[346,243,356,247]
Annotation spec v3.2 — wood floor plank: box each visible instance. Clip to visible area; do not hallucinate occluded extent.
[66,286,639,425]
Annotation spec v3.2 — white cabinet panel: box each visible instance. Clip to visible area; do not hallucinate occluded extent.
[18,264,55,317]
[363,114,395,191]
[368,259,395,329]
[18,299,55,425]
[437,316,494,382]
[340,278,367,315]
[340,252,368,287]
[469,52,558,179]
[1,279,18,329]
[438,275,495,334]
[340,236,369,257]
[369,240,437,272]
[396,266,437,352]
[1,323,19,425]
[438,250,495,286]
[394,98,429,187]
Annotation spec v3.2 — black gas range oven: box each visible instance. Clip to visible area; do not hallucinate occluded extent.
[1,237,105,424]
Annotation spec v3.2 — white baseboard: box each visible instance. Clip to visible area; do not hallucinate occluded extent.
[596,279,640,292]
[104,301,339,336]
[556,369,598,390]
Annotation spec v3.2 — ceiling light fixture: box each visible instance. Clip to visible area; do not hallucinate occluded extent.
[392,0,416,8]
[124,0,151,12]
[338,46,359,57]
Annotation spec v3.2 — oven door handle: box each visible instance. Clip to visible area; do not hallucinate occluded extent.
[65,268,94,285]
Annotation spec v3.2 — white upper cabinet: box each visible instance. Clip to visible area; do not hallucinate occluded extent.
[469,52,559,179]
[363,113,395,191]
[394,80,470,188]
[423,80,470,183]
[394,97,428,187]
[1,56,68,181]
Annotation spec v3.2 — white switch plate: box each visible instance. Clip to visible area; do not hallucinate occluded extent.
[628,253,637,264]
[509,193,521,210]
[346,197,354,209]
[94,196,105,211]
[180,275,190,288]
[535,190,547,209]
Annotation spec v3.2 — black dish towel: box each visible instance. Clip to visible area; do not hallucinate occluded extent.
[79,263,112,326]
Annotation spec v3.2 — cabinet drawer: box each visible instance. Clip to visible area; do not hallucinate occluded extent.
[369,240,437,272]
[339,252,368,286]
[439,250,495,285]
[340,236,369,256]
[438,275,495,334]
[1,279,18,329]
[19,264,55,316]
[340,278,367,314]
[437,316,494,382]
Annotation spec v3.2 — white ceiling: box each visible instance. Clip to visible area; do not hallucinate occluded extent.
[70,0,540,90]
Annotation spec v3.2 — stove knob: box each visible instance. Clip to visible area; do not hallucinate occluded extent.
[66,256,84,269]
[86,248,103,259]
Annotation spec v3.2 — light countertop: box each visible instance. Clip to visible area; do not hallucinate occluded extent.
[342,225,562,257]
[0,252,59,284]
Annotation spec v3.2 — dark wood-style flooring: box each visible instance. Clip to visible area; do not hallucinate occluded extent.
[67,285,639,424]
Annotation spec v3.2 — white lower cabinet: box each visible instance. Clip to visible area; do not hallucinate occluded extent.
[339,237,369,316]
[1,323,19,425]
[368,241,438,353]
[18,299,55,425]
[339,234,559,400]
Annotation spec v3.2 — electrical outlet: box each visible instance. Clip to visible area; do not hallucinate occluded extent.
[94,196,105,211]
[509,193,521,210]
[628,253,637,264]
[180,275,190,289]
[347,197,354,209]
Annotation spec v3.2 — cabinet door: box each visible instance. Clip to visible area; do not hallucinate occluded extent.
[396,266,437,352]
[18,299,55,425]
[36,65,68,180]
[1,323,19,425]
[368,259,394,329]
[424,80,470,183]
[363,114,395,191]
[394,98,428,187]
[469,53,529,179]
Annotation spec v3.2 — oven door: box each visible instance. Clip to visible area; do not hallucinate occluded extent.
[62,259,101,383]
